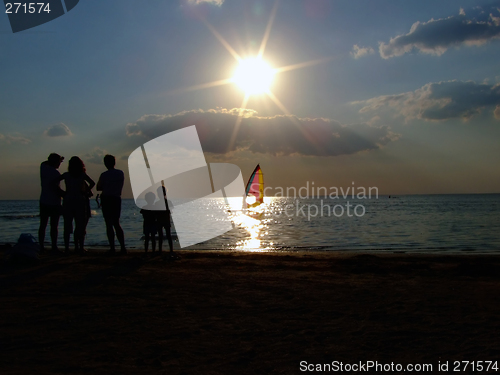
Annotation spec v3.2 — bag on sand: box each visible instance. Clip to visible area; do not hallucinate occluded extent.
[6,233,40,264]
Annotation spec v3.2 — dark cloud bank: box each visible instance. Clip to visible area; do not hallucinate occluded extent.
[380,3,500,58]
[126,109,399,157]
[357,80,500,122]
[44,123,73,137]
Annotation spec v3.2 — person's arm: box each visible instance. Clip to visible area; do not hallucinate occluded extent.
[55,173,66,197]
[84,173,96,190]
[119,170,125,192]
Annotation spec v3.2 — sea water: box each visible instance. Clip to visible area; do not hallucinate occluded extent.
[0,194,499,253]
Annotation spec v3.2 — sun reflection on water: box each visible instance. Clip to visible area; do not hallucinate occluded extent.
[230,200,273,251]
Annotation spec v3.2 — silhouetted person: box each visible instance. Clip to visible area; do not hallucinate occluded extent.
[95,194,101,208]
[97,155,126,255]
[38,153,65,253]
[141,192,157,253]
[154,186,177,259]
[60,156,95,254]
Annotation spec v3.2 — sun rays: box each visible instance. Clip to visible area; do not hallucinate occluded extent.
[171,0,334,155]
[164,0,341,162]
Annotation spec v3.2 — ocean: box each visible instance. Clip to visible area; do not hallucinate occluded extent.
[1,194,499,253]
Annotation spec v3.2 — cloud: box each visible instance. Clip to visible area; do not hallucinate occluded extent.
[125,108,399,157]
[84,147,107,164]
[356,80,500,121]
[495,105,500,119]
[44,123,73,137]
[379,5,500,58]
[0,133,31,144]
[187,0,224,6]
[351,44,375,59]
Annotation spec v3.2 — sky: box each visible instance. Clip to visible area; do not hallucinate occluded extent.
[1,0,500,199]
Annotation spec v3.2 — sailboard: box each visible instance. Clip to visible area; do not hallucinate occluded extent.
[245,164,264,209]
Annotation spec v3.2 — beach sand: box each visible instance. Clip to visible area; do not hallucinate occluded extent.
[1,248,500,374]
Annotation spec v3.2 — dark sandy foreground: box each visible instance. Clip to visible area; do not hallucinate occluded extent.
[1,248,500,375]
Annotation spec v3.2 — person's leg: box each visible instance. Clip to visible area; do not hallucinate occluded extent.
[64,233,69,252]
[165,225,178,259]
[151,232,156,252]
[78,213,90,253]
[105,218,115,251]
[158,225,163,253]
[102,198,115,252]
[73,208,84,253]
[114,221,126,253]
[107,197,125,253]
[73,212,83,253]
[74,220,81,253]
[63,210,73,253]
[145,233,149,253]
[49,212,60,251]
[165,226,174,254]
[113,198,126,252]
[38,210,49,252]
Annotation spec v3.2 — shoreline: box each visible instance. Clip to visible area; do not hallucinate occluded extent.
[2,243,500,256]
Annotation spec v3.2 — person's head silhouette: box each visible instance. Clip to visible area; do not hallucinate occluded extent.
[47,153,64,169]
[145,192,156,206]
[104,154,116,170]
[68,156,85,176]
[157,185,167,199]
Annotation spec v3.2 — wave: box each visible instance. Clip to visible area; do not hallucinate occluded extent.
[0,214,39,220]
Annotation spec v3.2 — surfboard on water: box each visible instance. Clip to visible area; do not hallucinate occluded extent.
[245,164,264,209]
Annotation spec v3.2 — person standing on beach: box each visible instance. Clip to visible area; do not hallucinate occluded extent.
[140,192,157,253]
[38,153,65,253]
[154,186,178,259]
[96,154,126,255]
[60,157,95,254]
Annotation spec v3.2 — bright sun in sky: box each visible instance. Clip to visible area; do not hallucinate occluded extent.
[176,4,329,151]
[232,58,275,95]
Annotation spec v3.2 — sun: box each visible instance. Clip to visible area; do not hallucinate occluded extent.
[232,58,275,95]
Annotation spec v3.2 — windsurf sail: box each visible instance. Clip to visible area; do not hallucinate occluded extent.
[245,164,264,208]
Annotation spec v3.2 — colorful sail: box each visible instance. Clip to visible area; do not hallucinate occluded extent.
[245,164,264,208]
